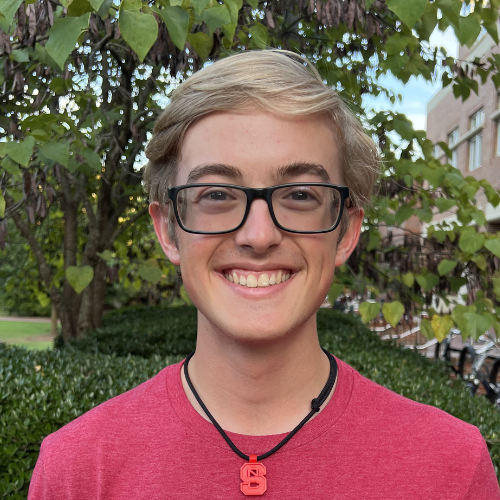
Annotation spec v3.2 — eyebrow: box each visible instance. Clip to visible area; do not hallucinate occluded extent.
[185,161,331,184]
[272,162,331,183]
[186,164,243,184]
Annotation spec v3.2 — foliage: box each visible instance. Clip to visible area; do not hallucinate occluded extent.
[0,0,500,341]
[2,306,500,496]
[0,343,178,498]
[64,304,198,356]
[0,221,51,317]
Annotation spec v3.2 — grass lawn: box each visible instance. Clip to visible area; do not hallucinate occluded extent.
[0,320,53,350]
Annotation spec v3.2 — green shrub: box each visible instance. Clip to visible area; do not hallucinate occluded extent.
[64,304,198,357]
[2,307,500,497]
[0,344,181,498]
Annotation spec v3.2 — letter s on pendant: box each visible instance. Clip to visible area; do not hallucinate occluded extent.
[240,462,267,496]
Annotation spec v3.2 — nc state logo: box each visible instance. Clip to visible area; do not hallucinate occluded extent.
[240,460,267,496]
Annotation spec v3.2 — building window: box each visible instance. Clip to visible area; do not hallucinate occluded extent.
[433,144,442,158]
[468,109,483,171]
[469,134,482,170]
[448,128,459,168]
[496,121,500,157]
[470,108,484,130]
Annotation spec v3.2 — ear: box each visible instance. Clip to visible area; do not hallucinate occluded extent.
[149,202,181,266]
[334,207,364,268]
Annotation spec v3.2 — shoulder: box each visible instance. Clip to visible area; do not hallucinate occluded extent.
[342,359,486,452]
[42,362,179,452]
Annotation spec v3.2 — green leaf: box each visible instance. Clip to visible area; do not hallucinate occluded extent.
[382,301,405,328]
[402,272,414,288]
[201,5,231,32]
[471,210,486,226]
[366,230,381,252]
[81,149,102,171]
[415,207,433,223]
[457,14,481,47]
[386,0,427,28]
[96,250,113,261]
[5,136,35,167]
[328,283,344,305]
[11,49,30,63]
[415,273,439,292]
[247,0,259,8]
[138,265,163,284]
[88,0,106,10]
[36,291,51,308]
[392,114,414,141]
[67,0,94,16]
[1,156,21,175]
[459,231,485,254]
[484,238,500,259]
[435,197,456,212]
[420,318,434,340]
[395,205,413,225]
[462,312,494,340]
[249,22,268,49]
[0,0,23,25]
[438,259,457,276]
[431,314,454,342]
[191,0,210,15]
[46,14,91,70]
[493,277,500,300]
[159,6,189,51]
[186,32,213,61]
[359,301,381,324]
[66,266,94,294]
[39,142,70,168]
[0,191,5,218]
[119,10,158,62]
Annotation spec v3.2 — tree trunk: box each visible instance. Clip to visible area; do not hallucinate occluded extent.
[51,302,58,337]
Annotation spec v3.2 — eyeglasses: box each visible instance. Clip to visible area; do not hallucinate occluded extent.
[166,183,350,235]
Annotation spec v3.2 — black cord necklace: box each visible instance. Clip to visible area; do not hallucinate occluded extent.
[183,349,338,496]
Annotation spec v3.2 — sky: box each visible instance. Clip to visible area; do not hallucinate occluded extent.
[362,28,459,131]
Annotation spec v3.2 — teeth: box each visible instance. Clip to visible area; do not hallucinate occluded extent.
[224,270,292,288]
[258,274,270,287]
[246,274,258,287]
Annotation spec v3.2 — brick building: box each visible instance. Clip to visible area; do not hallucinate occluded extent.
[426,32,500,233]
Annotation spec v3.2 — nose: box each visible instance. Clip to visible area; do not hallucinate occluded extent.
[234,199,283,253]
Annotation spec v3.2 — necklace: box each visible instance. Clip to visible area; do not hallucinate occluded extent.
[183,348,338,496]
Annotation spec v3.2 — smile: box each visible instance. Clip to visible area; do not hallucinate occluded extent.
[223,269,292,288]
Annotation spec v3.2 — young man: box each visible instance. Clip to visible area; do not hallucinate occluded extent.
[29,50,499,498]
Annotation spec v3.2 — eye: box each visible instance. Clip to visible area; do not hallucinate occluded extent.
[289,190,311,201]
[205,190,228,201]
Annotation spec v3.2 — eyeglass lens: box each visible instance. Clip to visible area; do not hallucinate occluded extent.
[176,185,342,233]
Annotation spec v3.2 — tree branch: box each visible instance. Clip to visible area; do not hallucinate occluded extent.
[111,206,149,241]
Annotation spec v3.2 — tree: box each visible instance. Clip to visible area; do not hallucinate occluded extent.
[0,0,499,342]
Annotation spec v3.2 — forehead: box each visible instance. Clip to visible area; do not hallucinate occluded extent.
[176,111,341,185]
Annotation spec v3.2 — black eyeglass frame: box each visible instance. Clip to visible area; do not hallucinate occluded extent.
[166,183,351,235]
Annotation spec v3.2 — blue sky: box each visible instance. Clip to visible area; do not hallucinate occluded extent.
[362,28,459,131]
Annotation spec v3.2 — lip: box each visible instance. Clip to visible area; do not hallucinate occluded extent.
[216,270,296,297]
[214,263,299,274]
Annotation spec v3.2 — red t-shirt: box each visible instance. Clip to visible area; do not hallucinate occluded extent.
[29,358,500,499]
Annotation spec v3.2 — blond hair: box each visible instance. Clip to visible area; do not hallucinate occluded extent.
[144,50,379,228]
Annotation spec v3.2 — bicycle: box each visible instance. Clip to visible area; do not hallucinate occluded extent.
[434,328,461,373]
[458,332,500,404]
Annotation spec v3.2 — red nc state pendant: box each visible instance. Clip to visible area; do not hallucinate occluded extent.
[240,455,267,496]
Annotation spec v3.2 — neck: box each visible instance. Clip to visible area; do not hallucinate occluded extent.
[181,312,333,436]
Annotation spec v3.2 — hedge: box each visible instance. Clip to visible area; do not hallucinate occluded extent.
[1,307,499,497]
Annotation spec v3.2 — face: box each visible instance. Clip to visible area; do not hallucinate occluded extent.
[151,111,363,343]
